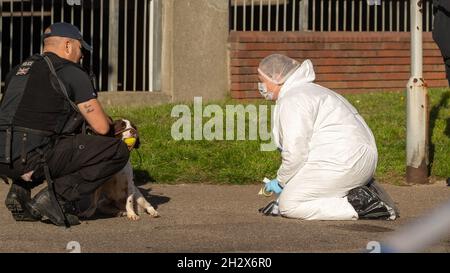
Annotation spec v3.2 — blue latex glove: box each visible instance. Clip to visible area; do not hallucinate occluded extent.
[265,179,283,195]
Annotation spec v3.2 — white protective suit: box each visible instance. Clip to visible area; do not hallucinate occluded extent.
[273,60,378,220]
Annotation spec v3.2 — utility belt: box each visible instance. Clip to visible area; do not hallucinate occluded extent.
[0,125,54,166]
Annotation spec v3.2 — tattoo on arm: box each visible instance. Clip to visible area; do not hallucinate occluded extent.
[83,104,95,114]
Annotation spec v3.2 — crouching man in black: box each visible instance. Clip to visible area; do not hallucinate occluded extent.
[0,22,129,226]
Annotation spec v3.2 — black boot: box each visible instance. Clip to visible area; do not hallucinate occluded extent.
[26,187,81,226]
[4,181,40,222]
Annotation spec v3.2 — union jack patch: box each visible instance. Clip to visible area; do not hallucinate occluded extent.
[16,67,30,76]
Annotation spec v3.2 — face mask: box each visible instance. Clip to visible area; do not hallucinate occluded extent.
[258,82,274,100]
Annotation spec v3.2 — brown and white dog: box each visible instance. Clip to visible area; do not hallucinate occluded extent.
[79,119,159,221]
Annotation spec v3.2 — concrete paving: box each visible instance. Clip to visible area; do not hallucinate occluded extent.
[0,181,449,253]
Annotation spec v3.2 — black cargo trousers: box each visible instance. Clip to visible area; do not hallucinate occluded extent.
[23,134,130,202]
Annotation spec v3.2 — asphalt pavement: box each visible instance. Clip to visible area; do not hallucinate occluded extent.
[0,180,449,253]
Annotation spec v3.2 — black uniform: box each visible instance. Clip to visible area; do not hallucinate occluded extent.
[0,52,129,202]
[433,0,450,86]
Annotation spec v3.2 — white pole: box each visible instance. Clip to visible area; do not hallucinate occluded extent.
[406,0,429,184]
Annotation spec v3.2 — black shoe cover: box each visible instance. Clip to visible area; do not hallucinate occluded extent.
[348,179,399,220]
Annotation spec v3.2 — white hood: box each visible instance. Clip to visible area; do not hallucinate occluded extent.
[272,59,316,152]
[279,59,316,99]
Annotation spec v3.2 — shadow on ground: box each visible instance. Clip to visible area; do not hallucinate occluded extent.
[138,188,171,210]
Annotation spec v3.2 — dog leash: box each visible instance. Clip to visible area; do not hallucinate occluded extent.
[133,149,143,170]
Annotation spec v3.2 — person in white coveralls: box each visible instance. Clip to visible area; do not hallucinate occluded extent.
[258,54,398,221]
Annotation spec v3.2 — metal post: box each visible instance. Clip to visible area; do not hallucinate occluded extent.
[396,0,399,31]
[351,0,354,31]
[243,0,246,31]
[9,0,13,70]
[358,0,362,32]
[404,1,407,32]
[300,0,308,31]
[40,0,44,53]
[259,0,263,31]
[336,0,339,32]
[90,0,94,75]
[312,0,316,31]
[366,1,369,31]
[320,0,323,31]
[406,0,429,184]
[328,0,331,31]
[389,0,392,31]
[149,0,155,91]
[108,0,119,91]
[344,0,347,31]
[20,0,24,62]
[292,0,296,31]
[99,0,104,91]
[233,0,237,31]
[143,0,147,91]
[268,0,271,32]
[283,0,287,32]
[133,0,137,91]
[123,0,128,90]
[382,0,385,31]
[81,1,83,33]
[31,0,34,55]
[275,0,279,31]
[251,0,254,31]
[51,0,54,24]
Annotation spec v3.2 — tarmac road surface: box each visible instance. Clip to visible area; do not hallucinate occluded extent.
[0,181,449,253]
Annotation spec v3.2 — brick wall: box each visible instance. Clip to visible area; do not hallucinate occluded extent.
[229,31,448,99]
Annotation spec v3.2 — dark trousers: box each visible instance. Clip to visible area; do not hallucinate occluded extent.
[44,134,130,201]
[2,134,129,202]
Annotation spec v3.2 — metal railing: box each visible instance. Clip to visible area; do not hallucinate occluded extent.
[230,0,436,32]
[0,0,161,92]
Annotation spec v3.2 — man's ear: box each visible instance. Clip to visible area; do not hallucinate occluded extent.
[65,41,71,53]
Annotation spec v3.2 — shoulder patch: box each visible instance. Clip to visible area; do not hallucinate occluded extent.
[15,60,34,76]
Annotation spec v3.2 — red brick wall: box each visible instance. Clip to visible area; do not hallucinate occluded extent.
[229,31,448,99]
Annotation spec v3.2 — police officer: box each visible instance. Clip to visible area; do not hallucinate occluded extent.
[0,22,129,226]
[433,0,450,86]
